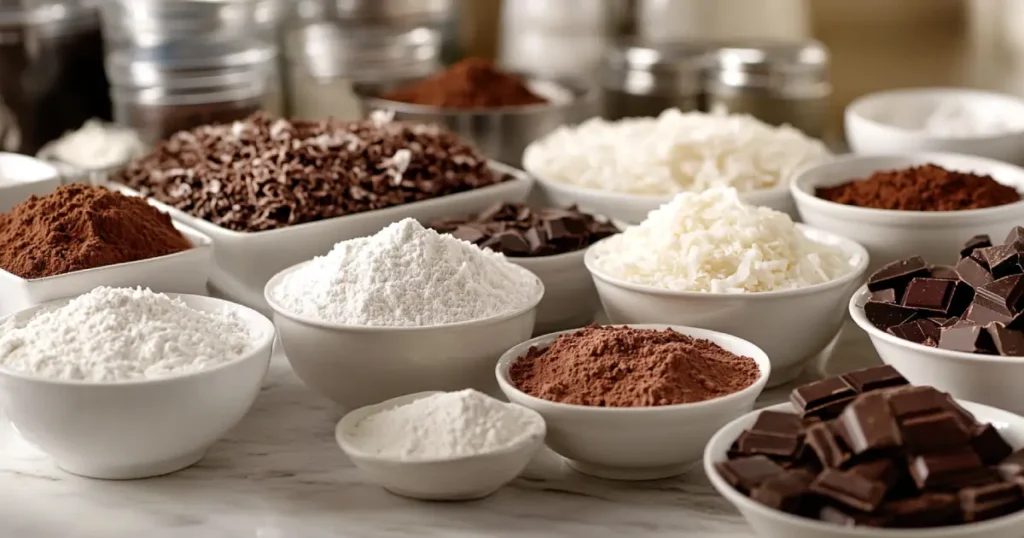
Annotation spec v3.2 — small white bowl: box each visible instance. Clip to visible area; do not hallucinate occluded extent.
[792,152,1024,275]
[846,88,1024,163]
[849,285,1024,415]
[584,227,869,386]
[0,152,61,212]
[496,324,771,480]
[509,249,598,334]
[113,162,532,313]
[705,400,1024,538]
[264,262,544,410]
[335,391,546,500]
[0,293,275,480]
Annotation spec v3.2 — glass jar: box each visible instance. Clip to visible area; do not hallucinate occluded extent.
[0,0,111,154]
[107,40,282,145]
[100,0,283,50]
[600,41,707,120]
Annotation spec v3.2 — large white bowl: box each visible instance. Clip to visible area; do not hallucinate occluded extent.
[792,152,1024,275]
[584,227,869,386]
[113,162,532,314]
[335,391,546,501]
[849,285,1024,415]
[0,152,61,212]
[705,400,1024,538]
[846,88,1024,164]
[0,293,275,480]
[264,261,544,410]
[496,324,771,481]
[0,221,213,317]
[509,249,598,334]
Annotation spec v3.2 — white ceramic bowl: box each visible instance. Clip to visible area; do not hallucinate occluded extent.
[849,285,1024,415]
[792,152,1024,275]
[846,88,1024,164]
[0,293,275,480]
[264,262,544,410]
[496,324,771,480]
[113,162,533,314]
[335,391,546,500]
[0,152,61,212]
[705,400,1024,538]
[0,221,213,317]
[584,227,869,386]
[509,249,598,334]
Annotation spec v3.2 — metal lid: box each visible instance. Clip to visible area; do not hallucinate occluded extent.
[107,39,278,88]
[601,40,708,96]
[287,25,441,82]
[709,39,829,94]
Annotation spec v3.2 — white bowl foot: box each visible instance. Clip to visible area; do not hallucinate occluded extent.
[566,459,689,481]
[383,485,499,502]
[56,448,207,480]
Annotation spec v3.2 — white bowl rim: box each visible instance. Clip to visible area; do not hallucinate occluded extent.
[583,224,870,300]
[335,390,547,465]
[357,77,598,116]
[0,293,276,387]
[263,259,545,332]
[846,87,1024,141]
[791,151,1024,219]
[704,400,1024,537]
[848,284,1024,365]
[0,152,61,184]
[495,323,772,414]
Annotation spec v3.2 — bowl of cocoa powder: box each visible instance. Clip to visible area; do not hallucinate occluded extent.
[792,152,1024,274]
[355,57,597,168]
[495,324,770,481]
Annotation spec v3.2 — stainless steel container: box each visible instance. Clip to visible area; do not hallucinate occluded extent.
[600,41,708,120]
[706,40,831,138]
[100,0,283,49]
[356,80,599,168]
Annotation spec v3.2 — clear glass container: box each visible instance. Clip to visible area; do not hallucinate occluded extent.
[100,0,283,50]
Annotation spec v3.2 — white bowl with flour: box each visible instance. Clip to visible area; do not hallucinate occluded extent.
[0,289,275,479]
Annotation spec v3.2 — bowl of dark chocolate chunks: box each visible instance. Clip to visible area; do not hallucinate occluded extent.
[849,227,1024,415]
[704,364,1024,536]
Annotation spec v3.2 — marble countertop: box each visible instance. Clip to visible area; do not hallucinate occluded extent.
[0,324,882,538]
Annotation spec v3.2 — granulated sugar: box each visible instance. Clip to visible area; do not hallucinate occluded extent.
[0,287,253,382]
[347,389,543,460]
[271,218,543,326]
[591,188,855,293]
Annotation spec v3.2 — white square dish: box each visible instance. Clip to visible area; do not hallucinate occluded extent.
[0,153,61,213]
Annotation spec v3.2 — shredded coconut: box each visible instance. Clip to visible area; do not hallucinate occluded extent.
[39,119,146,170]
[271,218,543,326]
[590,188,855,293]
[523,109,831,195]
[347,389,543,460]
[0,287,254,382]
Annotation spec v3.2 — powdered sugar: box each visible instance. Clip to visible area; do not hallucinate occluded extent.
[271,218,543,326]
[523,109,831,195]
[0,287,253,382]
[347,389,543,460]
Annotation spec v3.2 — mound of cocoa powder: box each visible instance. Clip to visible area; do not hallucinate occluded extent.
[382,57,547,109]
[509,325,760,407]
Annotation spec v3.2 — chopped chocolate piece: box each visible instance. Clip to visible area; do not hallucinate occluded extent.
[1006,227,1024,247]
[886,386,951,421]
[867,256,929,293]
[870,288,897,304]
[837,392,901,455]
[864,301,918,331]
[962,302,1013,327]
[737,431,802,460]
[945,395,981,431]
[751,469,815,514]
[880,493,961,528]
[961,234,993,258]
[750,410,803,439]
[450,225,486,244]
[819,505,890,527]
[791,378,857,418]
[727,439,744,459]
[979,244,1022,278]
[716,456,786,494]
[997,449,1024,480]
[848,459,900,493]
[971,424,1014,465]
[960,482,1024,523]
[928,265,960,280]
[899,410,971,454]
[976,274,1024,316]
[972,249,990,269]
[805,422,852,469]
[840,365,909,393]
[956,255,994,289]
[939,320,992,354]
[887,319,940,346]
[902,277,957,314]
[810,468,887,512]
[908,449,995,490]
[987,323,1024,356]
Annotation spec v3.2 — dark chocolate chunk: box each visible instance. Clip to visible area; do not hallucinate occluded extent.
[987,324,1024,356]
[902,278,957,314]
[880,493,961,528]
[970,423,1014,465]
[956,255,995,290]
[945,395,981,431]
[867,256,929,293]
[750,410,804,439]
[839,365,909,393]
[837,392,901,455]
[899,410,971,454]
[979,244,1022,279]
[819,505,889,527]
[715,456,786,494]
[939,320,992,354]
[962,302,1013,327]
[1005,227,1024,247]
[887,319,940,346]
[848,459,900,493]
[864,301,918,331]
[928,265,960,280]
[810,468,887,512]
[976,274,1024,316]
[960,482,1024,523]
[870,288,897,304]
[750,469,815,514]
[791,378,857,418]
[450,225,486,244]
[961,234,993,258]
[886,386,952,421]
[908,449,994,490]
[737,431,802,460]
[805,422,851,469]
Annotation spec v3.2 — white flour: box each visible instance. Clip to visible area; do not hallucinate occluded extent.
[271,218,543,326]
[347,389,543,460]
[0,287,253,382]
[40,119,146,170]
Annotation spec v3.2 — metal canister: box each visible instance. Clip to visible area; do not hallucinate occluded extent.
[599,41,707,120]
[706,40,831,138]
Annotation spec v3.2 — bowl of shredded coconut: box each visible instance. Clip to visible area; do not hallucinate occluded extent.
[0,287,276,479]
[264,218,544,409]
[584,188,868,386]
[522,109,832,223]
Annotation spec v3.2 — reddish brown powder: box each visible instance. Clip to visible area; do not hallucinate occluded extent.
[0,184,192,279]
[815,164,1021,211]
[509,325,761,407]
[382,57,547,109]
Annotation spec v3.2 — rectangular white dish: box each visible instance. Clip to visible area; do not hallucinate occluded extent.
[113,162,533,313]
[0,222,213,317]
[0,153,62,213]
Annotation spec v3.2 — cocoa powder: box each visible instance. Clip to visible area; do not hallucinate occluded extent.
[0,185,192,279]
[382,57,547,109]
[815,164,1021,211]
[509,325,761,407]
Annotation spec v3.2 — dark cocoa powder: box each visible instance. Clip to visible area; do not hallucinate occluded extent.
[382,57,547,109]
[815,164,1021,211]
[509,325,761,407]
[0,185,192,279]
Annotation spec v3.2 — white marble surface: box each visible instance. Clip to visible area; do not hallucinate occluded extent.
[0,323,882,538]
